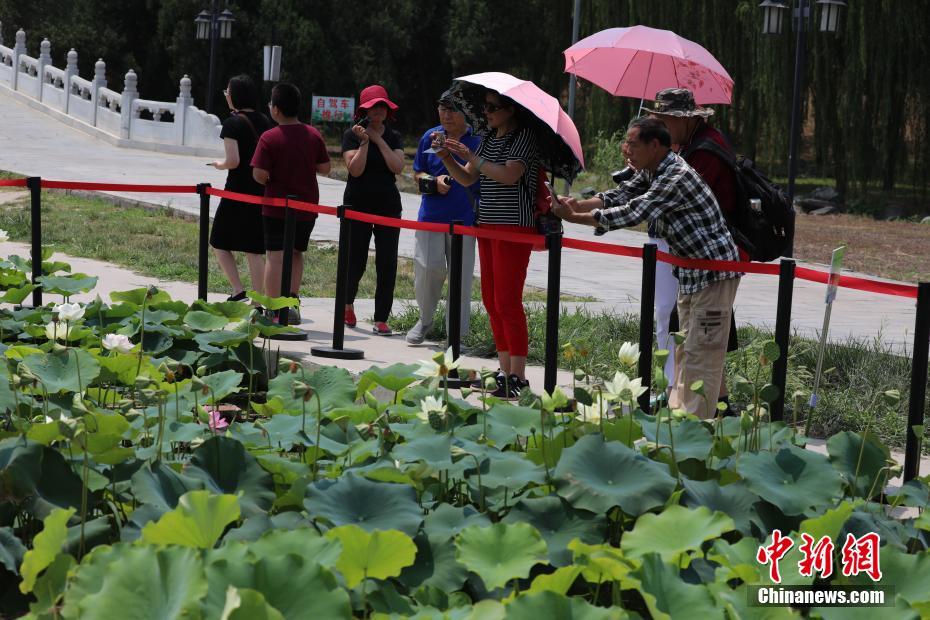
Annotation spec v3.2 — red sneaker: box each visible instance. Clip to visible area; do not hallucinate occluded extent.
[373,321,393,336]
[344,306,357,327]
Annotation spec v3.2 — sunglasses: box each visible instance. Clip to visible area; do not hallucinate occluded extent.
[482,102,504,113]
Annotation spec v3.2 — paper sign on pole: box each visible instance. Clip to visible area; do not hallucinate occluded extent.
[311,95,355,123]
[808,245,847,412]
[825,245,846,304]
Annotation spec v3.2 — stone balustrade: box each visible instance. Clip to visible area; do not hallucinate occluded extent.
[0,23,221,156]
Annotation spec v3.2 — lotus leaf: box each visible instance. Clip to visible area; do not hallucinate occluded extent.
[198,369,243,403]
[502,497,605,566]
[826,430,890,498]
[400,533,470,592]
[19,507,74,593]
[393,434,454,470]
[71,545,207,620]
[454,522,548,590]
[37,274,98,296]
[505,591,627,619]
[357,363,422,394]
[268,365,356,414]
[110,287,173,307]
[621,505,735,564]
[736,444,844,516]
[567,540,635,584]
[22,348,101,394]
[326,524,417,588]
[629,553,720,619]
[484,404,542,446]
[641,418,713,462]
[0,526,26,574]
[204,552,351,619]
[140,490,240,548]
[185,437,275,517]
[305,474,423,535]
[680,478,760,536]
[554,434,677,517]
[184,310,232,331]
[220,586,284,620]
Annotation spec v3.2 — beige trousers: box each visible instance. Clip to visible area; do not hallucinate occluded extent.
[669,277,740,419]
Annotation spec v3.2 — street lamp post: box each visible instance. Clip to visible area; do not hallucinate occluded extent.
[759,0,846,256]
[194,1,235,115]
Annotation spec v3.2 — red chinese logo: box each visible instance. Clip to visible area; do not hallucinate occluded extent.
[840,532,882,581]
[757,531,882,584]
[797,533,834,578]
[757,529,794,583]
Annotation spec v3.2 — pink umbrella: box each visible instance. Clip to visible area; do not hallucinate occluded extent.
[450,72,585,182]
[563,25,734,105]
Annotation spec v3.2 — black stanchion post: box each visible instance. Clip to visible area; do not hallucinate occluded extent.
[544,232,563,394]
[311,206,364,359]
[637,243,657,413]
[269,196,308,342]
[771,258,796,422]
[27,176,42,308]
[447,220,463,363]
[196,183,211,301]
[904,282,930,481]
[277,196,297,326]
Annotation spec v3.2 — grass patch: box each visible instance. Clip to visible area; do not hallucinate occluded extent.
[0,188,587,303]
[390,302,924,450]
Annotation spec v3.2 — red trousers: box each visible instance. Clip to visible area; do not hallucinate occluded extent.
[477,224,536,357]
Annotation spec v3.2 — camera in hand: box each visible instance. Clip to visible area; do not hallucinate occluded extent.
[611,166,635,184]
[418,175,450,195]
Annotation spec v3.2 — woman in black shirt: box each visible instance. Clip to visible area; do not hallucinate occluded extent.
[209,74,272,301]
[341,85,405,335]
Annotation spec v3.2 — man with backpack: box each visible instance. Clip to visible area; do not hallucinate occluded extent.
[649,88,742,415]
[551,117,741,419]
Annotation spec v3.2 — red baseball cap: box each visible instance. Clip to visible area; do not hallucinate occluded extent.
[355,84,398,119]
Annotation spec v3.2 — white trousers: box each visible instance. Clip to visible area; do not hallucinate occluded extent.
[650,236,678,384]
[413,230,476,336]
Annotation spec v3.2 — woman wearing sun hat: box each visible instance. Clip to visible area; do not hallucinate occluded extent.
[341,84,406,335]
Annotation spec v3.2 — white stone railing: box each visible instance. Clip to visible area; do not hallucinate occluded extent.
[0,24,221,156]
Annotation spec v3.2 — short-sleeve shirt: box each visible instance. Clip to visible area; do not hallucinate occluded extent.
[412,125,480,225]
[475,127,538,226]
[220,111,273,197]
[250,123,330,221]
[341,125,404,198]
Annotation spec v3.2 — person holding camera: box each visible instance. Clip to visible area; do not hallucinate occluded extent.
[209,74,271,301]
[342,85,406,335]
[440,90,540,399]
[406,90,480,345]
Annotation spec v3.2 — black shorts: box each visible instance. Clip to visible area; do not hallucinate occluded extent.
[263,216,315,252]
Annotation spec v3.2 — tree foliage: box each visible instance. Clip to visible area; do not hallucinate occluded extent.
[0,0,927,202]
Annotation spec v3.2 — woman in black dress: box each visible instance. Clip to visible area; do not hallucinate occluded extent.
[341,85,405,334]
[209,74,272,301]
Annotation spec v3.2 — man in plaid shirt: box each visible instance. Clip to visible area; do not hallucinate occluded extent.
[552,117,741,418]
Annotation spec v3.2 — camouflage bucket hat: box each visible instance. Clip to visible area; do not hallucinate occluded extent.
[650,88,715,118]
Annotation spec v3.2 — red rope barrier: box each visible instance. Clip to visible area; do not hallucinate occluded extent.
[24,181,919,299]
[41,180,198,193]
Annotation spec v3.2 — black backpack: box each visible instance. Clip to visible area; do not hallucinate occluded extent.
[683,138,793,262]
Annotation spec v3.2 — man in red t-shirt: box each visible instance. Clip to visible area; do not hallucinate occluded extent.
[251,82,331,300]
[650,88,742,414]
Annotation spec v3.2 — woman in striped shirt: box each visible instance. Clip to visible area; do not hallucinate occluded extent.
[440,90,540,399]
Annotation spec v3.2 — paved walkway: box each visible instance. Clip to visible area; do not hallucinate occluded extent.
[0,87,920,350]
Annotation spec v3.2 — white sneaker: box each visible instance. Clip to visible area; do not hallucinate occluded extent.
[405,321,431,344]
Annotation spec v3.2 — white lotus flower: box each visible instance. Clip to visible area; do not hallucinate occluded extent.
[54,302,85,322]
[618,341,640,367]
[418,395,447,422]
[603,371,648,403]
[414,347,460,379]
[0,229,8,243]
[102,333,133,354]
[45,321,73,342]
[575,393,612,423]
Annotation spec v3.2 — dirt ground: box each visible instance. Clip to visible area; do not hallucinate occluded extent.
[793,213,930,282]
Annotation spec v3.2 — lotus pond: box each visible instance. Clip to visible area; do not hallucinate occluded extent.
[1,252,929,619]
